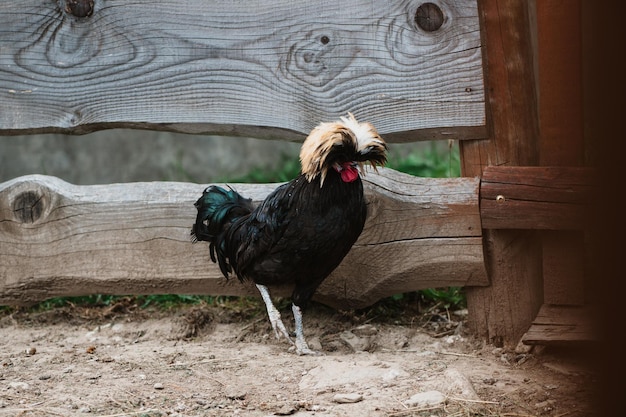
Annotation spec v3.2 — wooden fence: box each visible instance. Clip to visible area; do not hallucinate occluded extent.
[0,0,594,348]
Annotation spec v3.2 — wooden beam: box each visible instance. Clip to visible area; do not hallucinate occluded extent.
[521,304,598,345]
[537,0,584,167]
[0,0,486,142]
[480,166,593,230]
[0,169,488,308]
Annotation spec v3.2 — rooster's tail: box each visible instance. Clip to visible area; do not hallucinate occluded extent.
[191,185,254,277]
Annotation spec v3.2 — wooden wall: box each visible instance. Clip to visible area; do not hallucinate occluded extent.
[0,0,596,348]
[1,0,490,310]
[0,0,486,142]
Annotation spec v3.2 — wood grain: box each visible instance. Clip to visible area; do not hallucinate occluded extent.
[0,0,485,141]
[0,169,487,308]
[535,1,587,312]
[480,166,594,230]
[522,304,598,345]
[459,0,543,348]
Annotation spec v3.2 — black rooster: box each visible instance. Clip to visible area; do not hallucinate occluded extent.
[191,113,387,355]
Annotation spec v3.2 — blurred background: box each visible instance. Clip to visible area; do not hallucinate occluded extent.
[0,130,460,184]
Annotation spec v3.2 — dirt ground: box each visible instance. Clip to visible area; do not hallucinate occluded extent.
[0,298,599,417]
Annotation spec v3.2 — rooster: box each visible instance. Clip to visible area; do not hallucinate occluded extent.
[191,113,387,355]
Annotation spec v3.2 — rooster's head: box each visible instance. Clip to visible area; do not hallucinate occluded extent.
[300,113,387,186]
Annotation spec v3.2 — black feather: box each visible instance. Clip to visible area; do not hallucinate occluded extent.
[191,185,254,279]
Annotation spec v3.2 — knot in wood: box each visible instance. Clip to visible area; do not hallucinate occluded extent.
[415,3,444,32]
[12,191,44,223]
[64,0,94,18]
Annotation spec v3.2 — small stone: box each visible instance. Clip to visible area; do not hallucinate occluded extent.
[535,399,556,410]
[274,404,297,415]
[443,368,479,400]
[352,324,378,336]
[225,390,247,400]
[8,382,30,391]
[307,336,323,351]
[482,377,497,385]
[514,339,533,354]
[332,393,363,404]
[404,390,446,407]
[153,382,164,390]
[339,331,373,352]
[25,347,36,356]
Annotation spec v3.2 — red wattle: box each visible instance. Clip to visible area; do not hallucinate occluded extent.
[340,166,359,182]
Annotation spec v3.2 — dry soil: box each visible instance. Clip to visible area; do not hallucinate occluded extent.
[0,298,599,416]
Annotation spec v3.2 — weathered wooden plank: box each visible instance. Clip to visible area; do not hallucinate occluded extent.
[522,324,593,344]
[541,231,585,305]
[480,166,593,230]
[0,0,486,141]
[522,304,598,345]
[0,169,487,308]
[536,1,587,312]
[459,0,543,348]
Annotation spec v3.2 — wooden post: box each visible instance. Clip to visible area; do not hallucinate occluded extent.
[460,0,543,348]
[536,0,586,306]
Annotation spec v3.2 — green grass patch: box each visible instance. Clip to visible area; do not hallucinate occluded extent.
[223,141,460,184]
[388,141,460,178]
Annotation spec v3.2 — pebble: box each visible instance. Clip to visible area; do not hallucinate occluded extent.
[274,404,298,415]
[339,331,373,352]
[515,339,533,354]
[332,393,363,403]
[225,390,247,400]
[8,381,30,391]
[535,399,556,410]
[352,324,378,336]
[154,382,164,390]
[403,390,446,407]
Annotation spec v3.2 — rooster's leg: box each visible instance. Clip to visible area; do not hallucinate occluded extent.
[255,284,293,343]
[292,304,322,356]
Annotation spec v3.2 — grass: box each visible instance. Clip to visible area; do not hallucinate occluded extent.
[28,294,223,312]
[1,141,464,315]
[224,140,460,184]
[388,141,460,178]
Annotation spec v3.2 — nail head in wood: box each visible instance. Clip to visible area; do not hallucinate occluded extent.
[496,195,506,204]
[64,0,94,18]
[415,3,444,32]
